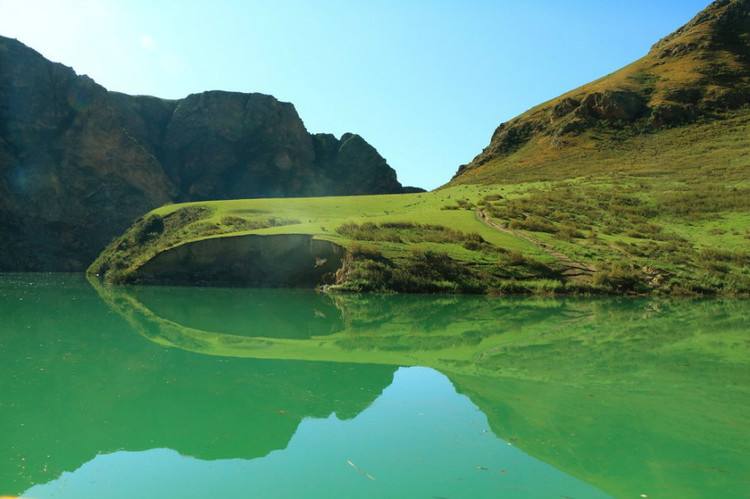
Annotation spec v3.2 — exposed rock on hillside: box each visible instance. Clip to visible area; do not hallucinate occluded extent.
[0,36,414,270]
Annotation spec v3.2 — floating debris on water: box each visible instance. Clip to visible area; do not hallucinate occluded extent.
[346,458,376,481]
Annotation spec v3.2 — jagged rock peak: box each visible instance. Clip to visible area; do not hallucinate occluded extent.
[0,35,416,270]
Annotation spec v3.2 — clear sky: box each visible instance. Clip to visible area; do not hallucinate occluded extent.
[0,0,710,189]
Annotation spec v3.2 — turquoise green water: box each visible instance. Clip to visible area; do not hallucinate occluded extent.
[1,275,749,498]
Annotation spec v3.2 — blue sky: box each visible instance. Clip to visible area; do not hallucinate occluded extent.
[0,0,710,189]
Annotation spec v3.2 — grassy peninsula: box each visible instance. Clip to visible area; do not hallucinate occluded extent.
[88,168,750,295]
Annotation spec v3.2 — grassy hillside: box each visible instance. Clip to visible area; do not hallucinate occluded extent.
[88,185,587,294]
[452,0,750,184]
[88,174,750,295]
[441,0,750,295]
[89,0,750,296]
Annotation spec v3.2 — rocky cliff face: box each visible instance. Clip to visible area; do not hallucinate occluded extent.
[0,36,415,271]
[454,0,750,179]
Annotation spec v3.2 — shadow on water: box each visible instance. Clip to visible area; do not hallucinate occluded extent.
[1,274,749,497]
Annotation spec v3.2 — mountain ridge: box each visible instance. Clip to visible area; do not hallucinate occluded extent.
[0,35,418,271]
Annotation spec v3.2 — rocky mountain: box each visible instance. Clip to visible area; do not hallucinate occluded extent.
[452,0,750,183]
[0,36,417,271]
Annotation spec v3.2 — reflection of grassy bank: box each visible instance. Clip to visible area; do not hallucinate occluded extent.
[95,278,750,382]
[90,281,750,498]
[92,278,578,370]
[128,286,344,338]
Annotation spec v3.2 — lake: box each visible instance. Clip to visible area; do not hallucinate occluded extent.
[1,274,748,498]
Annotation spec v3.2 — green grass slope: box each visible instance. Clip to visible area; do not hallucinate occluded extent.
[90,0,750,295]
[88,185,587,294]
[89,173,750,295]
[440,0,750,295]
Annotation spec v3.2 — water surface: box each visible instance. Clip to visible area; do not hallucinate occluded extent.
[1,274,749,498]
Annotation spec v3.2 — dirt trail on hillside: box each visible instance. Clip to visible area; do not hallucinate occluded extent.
[476,209,596,280]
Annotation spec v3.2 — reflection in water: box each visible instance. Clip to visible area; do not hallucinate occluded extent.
[128,286,345,339]
[0,276,393,495]
[0,274,749,498]
[24,368,609,499]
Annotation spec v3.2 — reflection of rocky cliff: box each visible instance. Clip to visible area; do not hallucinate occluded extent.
[92,284,750,499]
[0,277,394,495]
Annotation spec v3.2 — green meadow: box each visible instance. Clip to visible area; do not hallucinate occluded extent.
[90,160,750,295]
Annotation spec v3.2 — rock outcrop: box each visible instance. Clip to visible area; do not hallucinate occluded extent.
[0,35,416,271]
